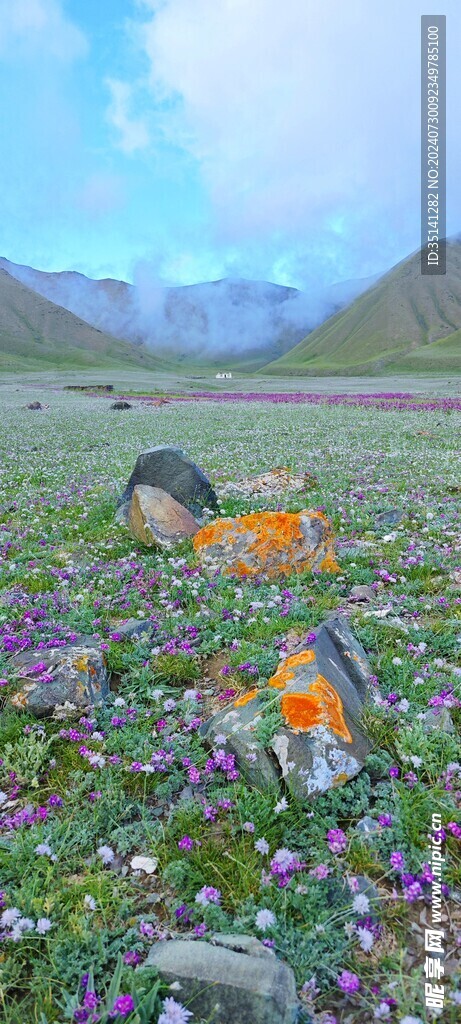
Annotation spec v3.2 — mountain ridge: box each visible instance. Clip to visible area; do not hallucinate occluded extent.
[263,239,461,375]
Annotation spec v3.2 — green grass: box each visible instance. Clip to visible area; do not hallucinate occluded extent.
[0,388,460,1022]
[264,240,461,375]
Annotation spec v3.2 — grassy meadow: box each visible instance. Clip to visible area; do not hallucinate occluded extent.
[0,384,460,1024]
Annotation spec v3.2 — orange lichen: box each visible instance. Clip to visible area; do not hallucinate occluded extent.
[193,511,339,579]
[280,674,352,742]
[75,656,89,672]
[268,649,316,690]
[234,688,259,707]
[245,512,305,564]
[319,552,341,573]
[193,518,240,550]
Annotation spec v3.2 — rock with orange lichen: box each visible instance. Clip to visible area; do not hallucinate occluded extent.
[201,617,371,802]
[9,640,109,717]
[193,510,339,579]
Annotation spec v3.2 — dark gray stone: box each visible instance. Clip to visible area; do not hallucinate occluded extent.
[143,937,298,1024]
[374,509,403,528]
[10,642,110,717]
[26,401,43,410]
[117,618,157,640]
[120,446,218,518]
[111,401,132,410]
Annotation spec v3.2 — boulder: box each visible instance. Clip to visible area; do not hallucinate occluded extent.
[374,509,403,528]
[10,642,109,717]
[120,446,218,518]
[193,510,339,580]
[26,401,43,410]
[144,936,298,1024]
[201,617,371,802]
[128,485,200,548]
[111,401,132,410]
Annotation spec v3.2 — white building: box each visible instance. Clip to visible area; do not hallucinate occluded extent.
[215,372,232,379]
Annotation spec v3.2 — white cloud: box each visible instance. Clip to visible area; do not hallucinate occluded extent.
[0,0,88,61]
[75,172,125,217]
[132,0,461,286]
[105,79,150,155]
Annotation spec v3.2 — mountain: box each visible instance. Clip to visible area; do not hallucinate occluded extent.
[0,267,168,371]
[0,258,380,371]
[263,240,461,375]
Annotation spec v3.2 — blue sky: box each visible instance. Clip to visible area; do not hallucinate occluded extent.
[0,0,460,292]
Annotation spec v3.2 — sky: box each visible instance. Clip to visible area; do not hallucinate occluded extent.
[0,0,460,292]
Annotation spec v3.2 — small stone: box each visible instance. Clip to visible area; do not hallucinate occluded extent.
[420,707,455,734]
[356,815,379,835]
[143,937,298,1024]
[349,585,374,602]
[117,618,156,640]
[128,485,200,548]
[130,855,158,874]
[374,509,403,528]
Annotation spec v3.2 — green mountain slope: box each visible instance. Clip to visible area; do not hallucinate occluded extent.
[0,268,170,371]
[263,240,461,375]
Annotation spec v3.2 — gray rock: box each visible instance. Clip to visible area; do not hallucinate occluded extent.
[420,707,455,734]
[111,401,132,410]
[143,937,298,1024]
[349,585,374,602]
[193,510,339,580]
[356,815,379,836]
[128,485,199,548]
[117,618,157,640]
[26,401,43,410]
[374,509,403,528]
[114,501,130,526]
[201,616,371,802]
[120,446,218,518]
[10,642,109,717]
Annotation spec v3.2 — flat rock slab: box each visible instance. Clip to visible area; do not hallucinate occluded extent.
[128,485,200,548]
[144,937,298,1024]
[120,446,218,518]
[201,617,371,802]
[10,643,109,717]
[219,467,318,498]
[193,510,339,579]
